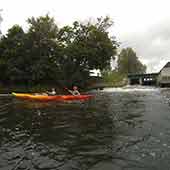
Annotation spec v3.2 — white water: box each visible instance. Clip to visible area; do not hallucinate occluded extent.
[102,85,159,92]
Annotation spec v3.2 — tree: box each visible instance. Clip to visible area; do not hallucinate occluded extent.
[0,25,26,82]
[26,14,61,84]
[0,15,61,84]
[57,16,118,87]
[0,9,2,36]
[117,48,146,75]
[65,17,117,70]
[0,15,118,88]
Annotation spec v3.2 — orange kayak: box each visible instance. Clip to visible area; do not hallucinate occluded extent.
[12,92,94,102]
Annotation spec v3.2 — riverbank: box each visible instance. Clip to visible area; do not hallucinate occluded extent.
[0,78,128,94]
[0,83,93,95]
[0,84,66,94]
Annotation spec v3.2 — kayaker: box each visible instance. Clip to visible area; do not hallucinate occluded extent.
[47,88,56,95]
[66,86,80,95]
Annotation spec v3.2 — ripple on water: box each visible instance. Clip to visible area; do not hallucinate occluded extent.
[0,87,170,169]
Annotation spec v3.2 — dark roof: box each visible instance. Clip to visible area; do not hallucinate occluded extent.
[163,62,170,68]
[159,62,170,73]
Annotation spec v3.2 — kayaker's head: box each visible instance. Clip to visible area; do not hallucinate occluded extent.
[73,86,78,90]
[52,88,56,91]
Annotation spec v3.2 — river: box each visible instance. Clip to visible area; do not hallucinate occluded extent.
[0,86,170,170]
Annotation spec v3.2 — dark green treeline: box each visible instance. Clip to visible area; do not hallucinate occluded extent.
[0,15,118,88]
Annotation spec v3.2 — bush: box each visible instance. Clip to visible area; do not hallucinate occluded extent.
[102,70,126,86]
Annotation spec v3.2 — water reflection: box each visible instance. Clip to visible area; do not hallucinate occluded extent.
[0,87,170,169]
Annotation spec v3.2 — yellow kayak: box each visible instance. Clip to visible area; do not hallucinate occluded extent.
[12,92,94,101]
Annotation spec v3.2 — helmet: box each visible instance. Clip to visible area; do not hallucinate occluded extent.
[73,86,78,90]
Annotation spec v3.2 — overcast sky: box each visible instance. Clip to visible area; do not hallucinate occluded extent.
[1,0,170,72]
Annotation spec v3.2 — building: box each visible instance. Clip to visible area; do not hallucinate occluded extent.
[127,73,159,86]
[158,62,170,87]
[127,62,170,87]
[89,69,102,77]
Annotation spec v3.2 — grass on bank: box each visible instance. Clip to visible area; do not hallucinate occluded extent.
[102,71,127,87]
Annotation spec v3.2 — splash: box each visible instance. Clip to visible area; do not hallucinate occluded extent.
[102,85,159,92]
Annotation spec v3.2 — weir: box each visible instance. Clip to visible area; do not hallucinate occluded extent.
[127,73,159,86]
[127,62,170,87]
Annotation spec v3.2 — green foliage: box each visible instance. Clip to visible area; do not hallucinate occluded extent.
[0,11,2,35]
[117,48,146,75]
[0,25,26,82]
[57,17,118,87]
[102,70,126,86]
[26,15,60,84]
[58,17,117,69]
[0,15,118,88]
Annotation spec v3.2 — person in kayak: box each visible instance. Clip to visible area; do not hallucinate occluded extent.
[65,86,80,95]
[47,88,56,95]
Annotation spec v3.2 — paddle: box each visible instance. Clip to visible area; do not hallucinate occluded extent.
[55,80,76,95]
[63,87,73,95]
[0,94,13,97]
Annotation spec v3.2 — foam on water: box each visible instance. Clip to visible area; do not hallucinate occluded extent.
[102,85,159,92]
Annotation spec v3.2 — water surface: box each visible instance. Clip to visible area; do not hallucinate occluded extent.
[0,86,170,170]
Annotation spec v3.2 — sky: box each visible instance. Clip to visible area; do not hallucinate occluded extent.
[1,0,170,73]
